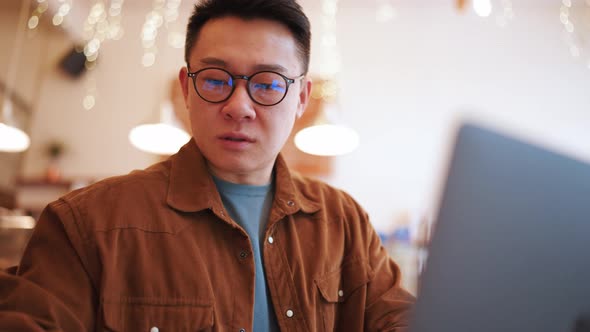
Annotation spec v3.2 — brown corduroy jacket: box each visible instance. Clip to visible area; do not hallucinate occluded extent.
[0,139,415,332]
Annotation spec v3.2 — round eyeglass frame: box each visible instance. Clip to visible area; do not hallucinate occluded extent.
[186,67,305,106]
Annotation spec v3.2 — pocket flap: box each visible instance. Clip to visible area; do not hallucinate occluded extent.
[102,298,214,331]
[315,259,373,303]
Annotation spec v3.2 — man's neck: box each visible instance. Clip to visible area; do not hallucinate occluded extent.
[205,162,273,186]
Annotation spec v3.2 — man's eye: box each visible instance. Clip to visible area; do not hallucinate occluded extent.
[254,83,272,90]
[253,81,285,92]
[205,79,226,86]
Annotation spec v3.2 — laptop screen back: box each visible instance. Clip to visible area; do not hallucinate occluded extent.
[409,123,590,332]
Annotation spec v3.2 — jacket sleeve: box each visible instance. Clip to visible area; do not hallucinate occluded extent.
[0,200,98,331]
[359,207,416,331]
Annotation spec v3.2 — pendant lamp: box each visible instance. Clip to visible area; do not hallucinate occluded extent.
[294,95,359,156]
[0,0,32,153]
[129,100,190,155]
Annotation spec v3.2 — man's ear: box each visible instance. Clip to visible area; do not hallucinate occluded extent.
[296,77,312,119]
[178,67,190,108]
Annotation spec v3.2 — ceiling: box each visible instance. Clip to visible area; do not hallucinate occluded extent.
[2,0,575,42]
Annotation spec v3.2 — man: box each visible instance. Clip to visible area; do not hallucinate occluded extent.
[0,0,414,331]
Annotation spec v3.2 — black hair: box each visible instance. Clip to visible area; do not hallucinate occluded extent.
[185,0,311,73]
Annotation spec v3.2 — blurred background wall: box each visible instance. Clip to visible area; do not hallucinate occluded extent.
[1,0,589,232]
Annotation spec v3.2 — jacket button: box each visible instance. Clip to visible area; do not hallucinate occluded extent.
[150,327,159,332]
[239,251,248,259]
[286,309,294,318]
[338,290,344,297]
[287,200,295,207]
[268,236,274,244]
[239,329,246,332]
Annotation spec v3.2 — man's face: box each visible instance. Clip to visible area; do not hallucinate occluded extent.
[179,16,311,185]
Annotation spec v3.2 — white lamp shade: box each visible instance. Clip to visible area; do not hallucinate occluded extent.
[473,0,492,17]
[0,122,30,152]
[129,123,190,155]
[294,124,359,156]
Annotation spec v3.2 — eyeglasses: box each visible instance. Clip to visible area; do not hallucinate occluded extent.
[187,67,304,106]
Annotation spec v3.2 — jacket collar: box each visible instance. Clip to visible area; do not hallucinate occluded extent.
[167,139,320,215]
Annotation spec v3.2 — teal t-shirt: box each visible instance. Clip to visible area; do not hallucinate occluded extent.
[212,176,279,332]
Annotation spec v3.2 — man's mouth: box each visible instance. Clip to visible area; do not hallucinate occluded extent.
[224,137,247,142]
[219,133,255,143]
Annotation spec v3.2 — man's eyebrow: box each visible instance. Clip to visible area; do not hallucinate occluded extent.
[252,63,289,73]
[198,57,290,74]
[198,57,227,67]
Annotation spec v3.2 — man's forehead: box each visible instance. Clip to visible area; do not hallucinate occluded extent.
[196,16,295,43]
[188,17,303,74]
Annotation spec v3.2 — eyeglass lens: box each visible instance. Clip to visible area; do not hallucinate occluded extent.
[194,69,289,105]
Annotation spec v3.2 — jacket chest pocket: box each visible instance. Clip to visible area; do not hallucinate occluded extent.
[314,259,373,332]
[102,299,214,332]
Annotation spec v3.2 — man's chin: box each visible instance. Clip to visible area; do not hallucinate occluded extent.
[205,156,276,185]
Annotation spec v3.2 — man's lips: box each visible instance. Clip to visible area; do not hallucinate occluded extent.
[217,132,256,143]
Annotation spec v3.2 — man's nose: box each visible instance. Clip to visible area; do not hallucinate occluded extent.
[220,82,256,121]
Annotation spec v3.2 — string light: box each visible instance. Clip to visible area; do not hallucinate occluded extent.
[27,0,49,30]
[167,31,185,49]
[79,0,126,109]
[82,0,125,65]
[375,0,396,23]
[495,0,514,27]
[82,95,96,110]
[51,0,72,27]
[82,76,98,111]
[317,0,341,81]
[560,0,588,61]
[140,0,183,67]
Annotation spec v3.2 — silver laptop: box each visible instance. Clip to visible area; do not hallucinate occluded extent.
[409,123,590,332]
